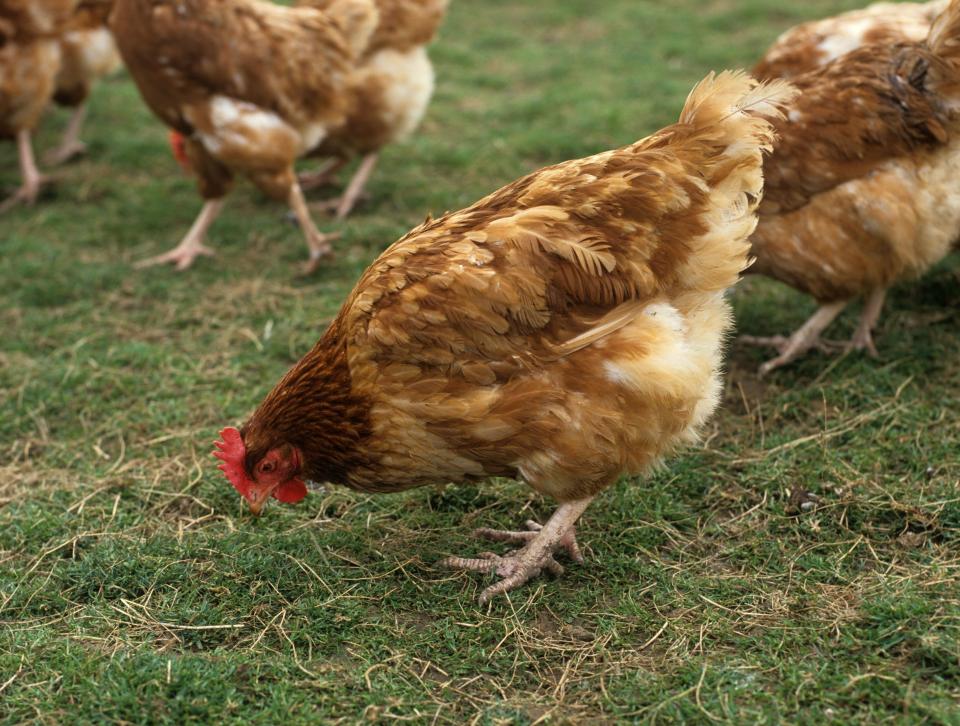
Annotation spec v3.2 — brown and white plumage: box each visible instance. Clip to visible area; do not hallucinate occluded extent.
[297,0,449,220]
[111,0,375,271]
[754,0,947,80]
[743,0,960,373]
[0,0,80,211]
[46,0,121,165]
[218,72,795,603]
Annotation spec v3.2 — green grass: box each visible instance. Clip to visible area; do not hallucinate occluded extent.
[2,0,959,722]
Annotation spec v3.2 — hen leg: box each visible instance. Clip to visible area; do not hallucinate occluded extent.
[847,288,886,357]
[740,300,847,376]
[315,153,379,220]
[444,496,594,604]
[298,157,347,191]
[289,181,339,275]
[44,105,88,166]
[135,198,224,270]
[1,130,48,213]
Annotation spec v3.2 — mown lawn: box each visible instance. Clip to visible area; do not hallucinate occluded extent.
[2,0,959,722]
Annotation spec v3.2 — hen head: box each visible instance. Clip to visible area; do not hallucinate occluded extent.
[213,427,307,515]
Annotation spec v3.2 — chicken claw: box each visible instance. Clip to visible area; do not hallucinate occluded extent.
[0,178,48,213]
[135,243,216,271]
[1,129,48,213]
[443,499,593,604]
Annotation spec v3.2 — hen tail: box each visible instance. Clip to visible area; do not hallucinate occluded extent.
[926,0,960,100]
[307,0,379,59]
[679,70,796,168]
[928,0,960,60]
[674,71,797,289]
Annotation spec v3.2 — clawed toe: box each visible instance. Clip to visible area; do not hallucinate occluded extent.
[44,141,87,167]
[739,334,789,353]
[0,178,51,213]
[445,519,585,603]
[134,245,215,270]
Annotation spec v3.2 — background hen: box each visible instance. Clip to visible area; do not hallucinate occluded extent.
[111,0,377,272]
[296,0,450,220]
[46,0,121,166]
[741,0,960,374]
[0,0,79,211]
[214,71,794,603]
[754,0,947,80]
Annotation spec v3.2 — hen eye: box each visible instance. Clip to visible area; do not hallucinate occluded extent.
[260,461,275,474]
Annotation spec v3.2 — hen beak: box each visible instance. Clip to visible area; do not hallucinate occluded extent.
[247,489,271,517]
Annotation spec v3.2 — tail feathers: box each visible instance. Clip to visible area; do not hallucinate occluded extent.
[927,0,960,61]
[671,72,797,290]
[305,0,379,59]
[679,70,797,160]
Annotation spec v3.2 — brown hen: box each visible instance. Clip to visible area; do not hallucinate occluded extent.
[111,0,377,272]
[742,0,960,374]
[754,0,947,80]
[46,0,121,165]
[214,72,794,603]
[296,0,450,219]
[0,0,79,211]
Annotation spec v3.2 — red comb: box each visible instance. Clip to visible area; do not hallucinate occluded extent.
[213,426,252,498]
[168,130,191,172]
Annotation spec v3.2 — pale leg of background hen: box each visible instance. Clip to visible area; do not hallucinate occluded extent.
[849,288,887,357]
[44,104,89,166]
[298,157,348,192]
[288,181,339,275]
[134,198,224,270]
[335,153,378,220]
[0,130,45,213]
[740,300,847,376]
[444,496,594,604]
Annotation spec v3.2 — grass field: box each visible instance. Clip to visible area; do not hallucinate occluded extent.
[2,0,960,722]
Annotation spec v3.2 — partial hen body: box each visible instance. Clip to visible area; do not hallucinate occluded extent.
[0,0,80,210]
[111,0,374,271]
[743,0,960,374]
[754,0,947,80]
[298,0,449,219]
[236,72,794,602]
[47,1,121,165]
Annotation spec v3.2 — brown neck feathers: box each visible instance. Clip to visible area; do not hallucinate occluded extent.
[241,319,371,485]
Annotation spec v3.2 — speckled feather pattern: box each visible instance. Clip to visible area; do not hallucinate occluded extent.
[750,0,960,302]
[110,0,369,200]
[300,0,449,158]
[240,72,795,503]
[0,0,80,136]
[53,3,121,107]
[754,0,948,80]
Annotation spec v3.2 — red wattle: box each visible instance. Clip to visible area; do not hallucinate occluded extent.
[273,478,308,503]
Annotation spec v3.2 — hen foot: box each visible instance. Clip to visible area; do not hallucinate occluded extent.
[135,243,215,271]
[135,199,224,271]
[0,176,50,213]
[738,300,848,376]
[444,497,594,604]
[44,140,87,167]
[298,158,346,191]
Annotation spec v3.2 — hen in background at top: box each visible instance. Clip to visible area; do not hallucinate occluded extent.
[112,0,376,273]
[295,0,449,220]
[46,0,121,166]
